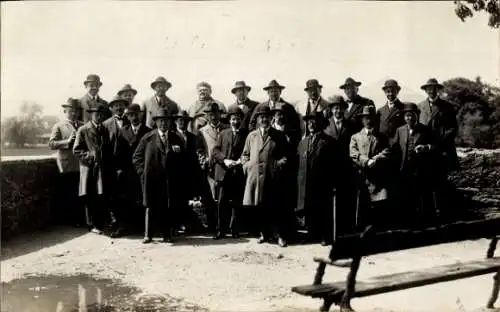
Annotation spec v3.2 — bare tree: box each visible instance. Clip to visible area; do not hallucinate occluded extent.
[454,0,499,28]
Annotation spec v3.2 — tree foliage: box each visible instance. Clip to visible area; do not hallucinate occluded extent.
[454,0,499,28]
[1,102,48,148]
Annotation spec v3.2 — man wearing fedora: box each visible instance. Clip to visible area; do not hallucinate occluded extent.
[339,77,375,134]
[133,108,185,244]
[117,84,138,106]
[241,105,291,247]
[249,80,301,135]
[324,95,358,239]
[296,111,335,245]
[142,76,180,129]
[73,102,116,235]
[211,106,248,239]
[103,96,133,237]
[49,98,84,227]
[297,79,331,137]
[228,81,259,132]
[377,79,406,138]
[188,82,227,134]
[121,104,151,154]
[391,103,436,227]
[80,74,110,123]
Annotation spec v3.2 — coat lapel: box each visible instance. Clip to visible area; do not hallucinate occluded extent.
[259,129,270,152]
[155,131,166,154]
[346,103,362,120]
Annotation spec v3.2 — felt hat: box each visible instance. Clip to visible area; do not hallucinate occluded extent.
[108,95,128,107]
[358,105,377,117]
[328,95,348,109]
[304,79,322,91]
[420,78,444,90]
[401,102,420,114]
[83,74,103,86]
[226,106,244,118]
[150,77,172,90]
[152,108,174,120]
[339,77,362,89]
[62,98,82,109]
[173,110,194,120]
[117,84,138,96]
[203,102,223,114]
[231,81,251,94]
[86,102,109,113]
[124,104,142,115]
[382,79,401,91]
[253,105,272,117]
[263,80,285,91]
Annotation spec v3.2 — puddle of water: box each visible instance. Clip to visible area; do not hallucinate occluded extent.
[1,274,207,312]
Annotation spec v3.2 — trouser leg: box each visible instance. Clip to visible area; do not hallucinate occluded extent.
[144,207,154,239]
[85,194,106,230]
[216,183,229,235]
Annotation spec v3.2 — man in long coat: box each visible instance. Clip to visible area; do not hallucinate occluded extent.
[339,77,375,134]
[79,74,109,123]
[296,111,335,245]
[188,82,227,134]
[228,81,259,131]
[241,105,291,247]
[377,79,406,138]
[73,102,115,235]
[49,98,84,226]
[132,108,185,244]
[211,106,248,239]
[142,76,180,129]
[297,79,331,136]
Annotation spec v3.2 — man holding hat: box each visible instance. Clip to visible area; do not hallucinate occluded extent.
[211,106,248,239]
[73,102,116,235]
[296,111,335,245]
[249,80,301,135]
[133,108,185,244]
[241,105,291,247]
[188,82,227,134]
[80,74,109,123]
[49,98,84,227]
[339,77,375,134]
[117,84,138,106]
[142,77,180,129]
[298,79,331,137]
[228,81,259,131]
[377,79,406,138]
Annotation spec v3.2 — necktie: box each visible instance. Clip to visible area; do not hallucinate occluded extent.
[309,134,318,153]
[336,120,342,130]
[133,127,138,135]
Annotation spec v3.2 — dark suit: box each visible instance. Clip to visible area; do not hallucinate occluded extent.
[132,130,185,238]
[227,100,259,131]
[345,95,375,133]
[211,128,248,234]
[79,94,109,123]
[121,124,152,154]
[376,100,405,139]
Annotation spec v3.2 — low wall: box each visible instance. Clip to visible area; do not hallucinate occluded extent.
[1,155,59,241]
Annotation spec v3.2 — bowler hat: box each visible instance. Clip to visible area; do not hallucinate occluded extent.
[152,108,174,120]
[83,74,103,86]
[304,79,322,91]
[231,81,251,94]
[382,79,401,91]
[203,102,223,114]
[420,78,444,90]
[303,111,326,121]
[174,110,194,120]
[263,80,285,91]
[328,95,348,109]
[108,95,128,107]
[402,102,420,114]
[124,104,142,115]
[339,77,362,89]
[226,106,244,118]
[117,84,138,96]
[358,105,377,117]
[150,77,172,90]
[253,105,272,117]
[86,102,109,113]
[62,98,82,109]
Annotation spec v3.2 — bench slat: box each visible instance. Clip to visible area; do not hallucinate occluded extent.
[292,258,500,298]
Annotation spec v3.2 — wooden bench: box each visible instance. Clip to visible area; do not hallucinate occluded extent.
[291,218,500,312]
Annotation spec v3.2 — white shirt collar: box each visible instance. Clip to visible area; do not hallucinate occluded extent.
[157,129,167,137]
[364,127,374,135]
[273,122,285,131]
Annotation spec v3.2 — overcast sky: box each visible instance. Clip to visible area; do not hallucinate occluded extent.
[1,0,498,118]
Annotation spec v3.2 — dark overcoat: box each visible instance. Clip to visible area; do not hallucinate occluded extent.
[344,95,375,133]
[103,117,131,171]
[376,100,405,138]
[121,124,152,155]
[212,128,248,183]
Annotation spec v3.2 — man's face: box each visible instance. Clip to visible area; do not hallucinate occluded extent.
[362,116,374,128]
[258,114,270,128]
[85,82,100,96]
[332,105,345,120]
[306,87,321,100]
[92,111,106,124]
[206,111,219,124]
[404,112,417,126]
[176,118,187,131]
[343,86,358,100]
[235,89,248,102]
[307,119,318,133]
[384,87,399,102]
[229,114,242,129]
[267,88,281,101]
[156,118,170,132]
[198,87,211,101]
[425,86,438,99]
[126,112,140,126]
[110,102,126,116]
[120,91,135,104]
[65,107,79,121]
[274,111,285,125]
[154,83,168,96]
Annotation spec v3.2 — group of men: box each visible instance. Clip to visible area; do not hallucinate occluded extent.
[49,74,459,247]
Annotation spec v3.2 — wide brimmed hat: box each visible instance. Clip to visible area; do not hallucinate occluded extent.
[86,102,109,113]
[108,95,129,107]
[358,105,377,117]
[420,78,444,90]
[124,104,142,115]
[117,84,137,96]
[226,106,244,118]
[303,111,326,121]
[174,110,194,120]
[62,98,82,109]
[231,81,251,94]
[203,102,223,114]
[382,79,401,91]
[253,105,272,117]
[150,76,172,90]
[83,74,103,86]
[339,77,362,89]
[328,95,348,109]
[263,80,285,91]
[152,108,174,120]
[402,102,420,114]
[304,79,322,91]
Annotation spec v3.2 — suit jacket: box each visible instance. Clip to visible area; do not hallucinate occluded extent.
[176,129,204,199]
[103,116,131,171]
[132,130,185,209]
[49,119,84,173]
[418,97,459,171]
[345,95,375,133]
[391,123,434,175]
[212,128,248,182]
[142,95,180,129]
[249,99,302,135]
[324,117,356,180]
[187,99,227,134]
[198,122,230,166]
[121,124,152,155]
[297,97,331,136]
[79,94,109,123]
[227,99,259,131]
[376,99,405,138]
[73,122,115,196]
[241,127,290,207]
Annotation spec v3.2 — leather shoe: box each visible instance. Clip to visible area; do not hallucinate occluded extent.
[142,237,152,244]
[213,232,225,240]
[90,227,103,235]
[110,228,125,238]
[257,235,267,244]
[278,237,288,248]
[231,232,240,239]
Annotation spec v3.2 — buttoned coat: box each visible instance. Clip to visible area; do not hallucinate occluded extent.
[227,100,259,131]
[249,99,301,135]
[176,129,204,199]
[49,119,84,173]
[212,128,248,183]
[344,95,375,133]
[240,128,289,207]
[79,94,109,123]
[324,117,355,170]
[391,123,435,174]
[103,116,132,170]
[73,122,115,196]
[142,95,180,129]
[376,99,406,138]
[121,124,152,155]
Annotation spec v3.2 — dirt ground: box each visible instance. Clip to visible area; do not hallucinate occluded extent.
[1,227,499,312]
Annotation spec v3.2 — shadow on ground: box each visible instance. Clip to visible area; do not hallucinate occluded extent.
[1,274,208,312]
